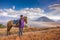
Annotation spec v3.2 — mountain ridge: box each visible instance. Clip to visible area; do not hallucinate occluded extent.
[34,16,54,22]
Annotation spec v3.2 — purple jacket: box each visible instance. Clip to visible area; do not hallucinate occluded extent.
[19,19,24,28]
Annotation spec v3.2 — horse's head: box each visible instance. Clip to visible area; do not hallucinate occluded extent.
[24,16,27,24]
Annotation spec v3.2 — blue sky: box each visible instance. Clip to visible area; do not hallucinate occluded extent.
[0,0,60,23]
[0,0,60,10]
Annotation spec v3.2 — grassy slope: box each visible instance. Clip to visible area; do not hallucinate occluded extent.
[0,27,60,40]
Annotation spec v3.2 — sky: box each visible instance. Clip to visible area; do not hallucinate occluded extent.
[0,0,60,23]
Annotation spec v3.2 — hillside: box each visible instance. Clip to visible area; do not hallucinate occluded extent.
[0,27,60,40]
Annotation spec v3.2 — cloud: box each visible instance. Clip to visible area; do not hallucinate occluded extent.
[0,4,60,22]
[19,8,46,20]
[0,8,18,18]
[47,4,60,20]
[12,6,15,9]
[0,8,46,20]
[48,4,60,15]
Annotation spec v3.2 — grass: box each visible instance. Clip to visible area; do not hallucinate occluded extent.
[0,27,60,40]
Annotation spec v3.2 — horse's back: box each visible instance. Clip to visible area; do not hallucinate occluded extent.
[13,20,19,27]
[13,20,18,24]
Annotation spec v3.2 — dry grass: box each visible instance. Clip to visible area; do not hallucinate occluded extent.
[0,27,60,40]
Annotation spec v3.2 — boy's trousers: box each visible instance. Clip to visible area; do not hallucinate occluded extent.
[19,28,23,36]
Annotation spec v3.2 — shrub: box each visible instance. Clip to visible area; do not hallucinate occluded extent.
[0,24,4,28]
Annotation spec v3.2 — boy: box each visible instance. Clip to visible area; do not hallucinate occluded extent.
[19,15,24,36]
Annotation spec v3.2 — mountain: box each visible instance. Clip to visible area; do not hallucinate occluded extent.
[34,16,54,22]
[56,20,60,23]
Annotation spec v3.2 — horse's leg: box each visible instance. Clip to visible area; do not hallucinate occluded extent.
[7,26,12,35]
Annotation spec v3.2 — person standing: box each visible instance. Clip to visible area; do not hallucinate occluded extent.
[19,15,24,36]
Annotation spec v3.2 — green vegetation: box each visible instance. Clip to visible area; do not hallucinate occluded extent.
[0,24,4,28]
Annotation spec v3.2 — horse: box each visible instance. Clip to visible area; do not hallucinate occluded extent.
[7,16,27,35]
